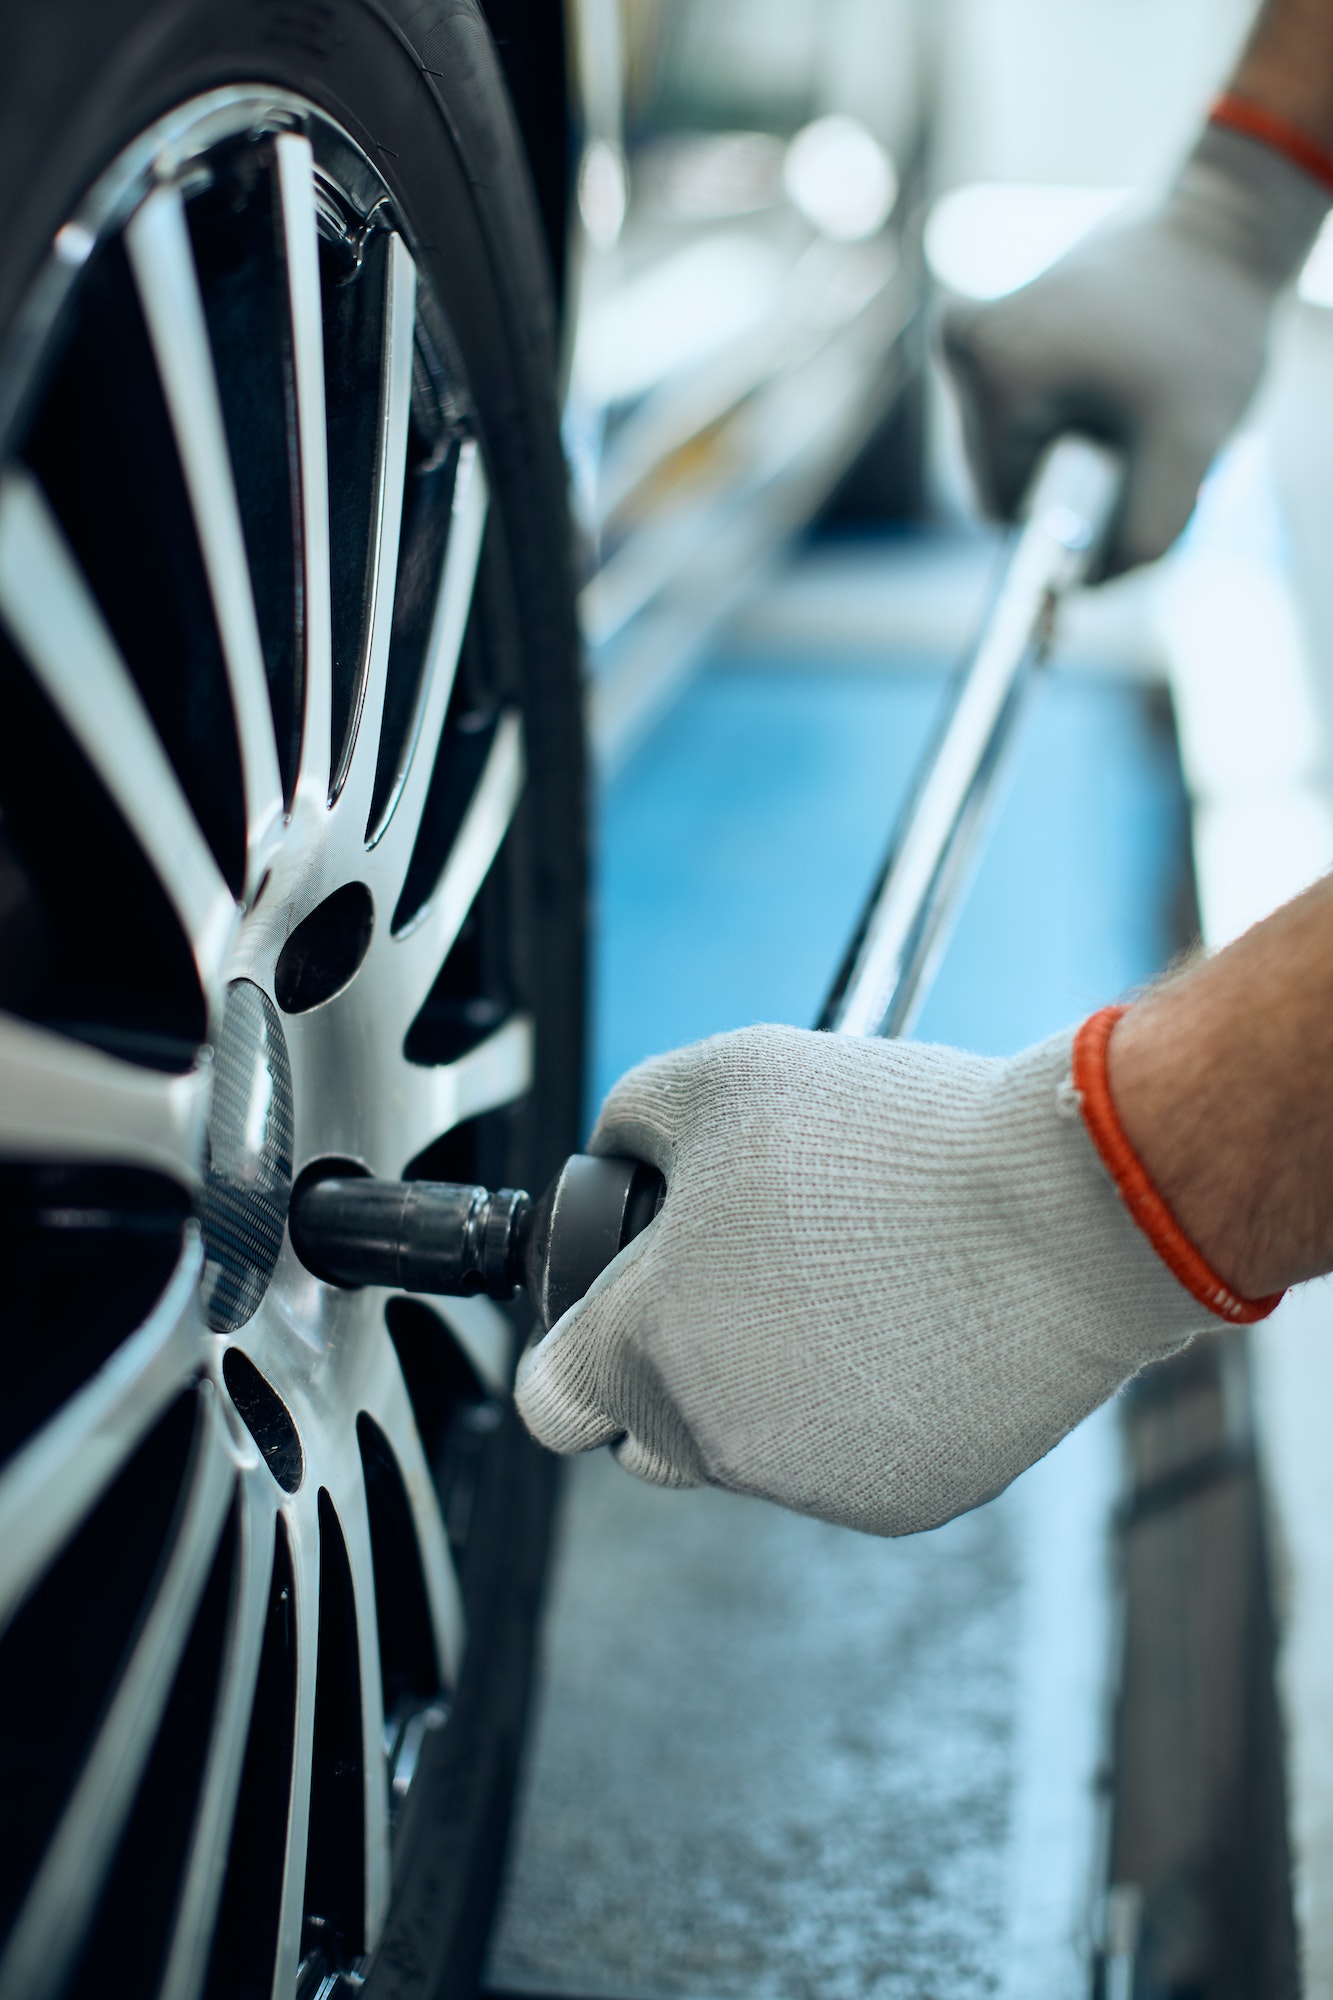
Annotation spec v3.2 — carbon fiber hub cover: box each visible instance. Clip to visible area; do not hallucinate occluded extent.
[201,980,295,1332]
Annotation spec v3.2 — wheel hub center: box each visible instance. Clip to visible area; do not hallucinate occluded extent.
[201,979,295,1333]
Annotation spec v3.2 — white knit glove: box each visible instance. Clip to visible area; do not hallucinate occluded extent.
[940,124,1328,577]
[514,1025,1209,1537]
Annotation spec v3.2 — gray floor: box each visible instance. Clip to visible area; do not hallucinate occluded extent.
[490,1463,1018,2000]
[488,1412,1118,2000]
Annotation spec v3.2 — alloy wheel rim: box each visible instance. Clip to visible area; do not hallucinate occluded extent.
[0,86,535,2000]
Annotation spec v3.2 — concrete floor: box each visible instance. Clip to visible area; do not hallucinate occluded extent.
[488,1456,1023,2000]
[485,552,1190,1998]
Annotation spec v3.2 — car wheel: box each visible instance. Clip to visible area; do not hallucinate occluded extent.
[0,7,583,1997]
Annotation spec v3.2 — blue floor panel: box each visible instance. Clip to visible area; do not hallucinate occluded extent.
[594,659,1188,1117]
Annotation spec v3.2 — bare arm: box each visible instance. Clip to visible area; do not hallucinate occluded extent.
[1231,0,1333,148]
[1110,874,1333,1299]
[1096,6,1333,1295]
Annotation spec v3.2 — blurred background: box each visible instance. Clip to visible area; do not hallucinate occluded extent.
[487,4,1333,1995]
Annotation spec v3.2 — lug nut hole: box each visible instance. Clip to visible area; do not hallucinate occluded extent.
[275,881,374,1014]
[223,1348,304,1493]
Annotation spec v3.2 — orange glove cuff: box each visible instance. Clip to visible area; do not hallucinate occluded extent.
[1211,91,1333,197]
[1071,1004,1284,1325]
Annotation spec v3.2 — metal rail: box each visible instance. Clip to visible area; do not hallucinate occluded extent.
[821,434,1122,1040]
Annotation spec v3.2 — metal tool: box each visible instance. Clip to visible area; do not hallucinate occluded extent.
[822,434,1121,1036]
[289,435,1120,1327]
[291,1152,666,1332]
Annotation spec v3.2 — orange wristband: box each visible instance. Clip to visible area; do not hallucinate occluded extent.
[1211,91,1333,196]
[1071,1005,1284,1325]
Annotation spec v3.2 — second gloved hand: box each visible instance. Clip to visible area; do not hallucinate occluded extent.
[515,1024,1208,1537]
[940,123,1328,576]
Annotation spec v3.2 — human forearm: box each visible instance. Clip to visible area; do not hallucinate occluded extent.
[1231,0,1333,151]
[1109,873,1333,1298]
[1100,8,1333,1281]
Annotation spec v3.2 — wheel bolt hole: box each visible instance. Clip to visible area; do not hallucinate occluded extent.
[222,1347,304,1493]
[275,881,374,1013]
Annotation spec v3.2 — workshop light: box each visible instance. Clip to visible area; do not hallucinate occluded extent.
[783,115,897,242]
[579,139,629,251]
[571,231,786,406]
[924,183,1129,300]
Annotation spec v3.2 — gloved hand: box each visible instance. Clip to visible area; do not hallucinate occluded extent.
[940,124,1329,577]
[515,1024,1208,1537]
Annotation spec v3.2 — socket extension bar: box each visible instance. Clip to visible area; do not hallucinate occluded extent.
[822,434,1121,1039]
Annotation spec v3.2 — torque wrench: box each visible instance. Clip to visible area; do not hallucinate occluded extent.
[289,436,1120,1329]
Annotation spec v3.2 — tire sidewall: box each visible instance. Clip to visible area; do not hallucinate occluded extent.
[0,0,585,1198]
[0,6,581,1993]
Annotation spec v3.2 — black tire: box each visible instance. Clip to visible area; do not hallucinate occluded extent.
[0,6,581,1998]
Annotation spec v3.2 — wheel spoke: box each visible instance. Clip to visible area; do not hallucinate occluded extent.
[157,1472,275,2000]
[391,1013,533,1175]
[0,1011,207,1185]
[0,82,570,2000]
[125,185,284,894]
[359,1329,466,1685]
[370,441,489,876]
[0,1233,202,1632]
[329,1476,392,1949]
[334,234,416,830]
[387,705,525,1029]
[0,1396,233,2000]
[277,133,333,809]
[0,469,236,997]
[270,1500,319,2000]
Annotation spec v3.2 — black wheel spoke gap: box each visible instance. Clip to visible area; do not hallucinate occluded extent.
[205,1515,298,2000]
